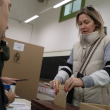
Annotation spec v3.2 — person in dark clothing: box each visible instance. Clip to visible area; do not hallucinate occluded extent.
[0,34,10,77]
[0,79,6,110]
[0,0,12,109]
[0,35,17,105]
[0,35,18,105]
[0,34,18,106]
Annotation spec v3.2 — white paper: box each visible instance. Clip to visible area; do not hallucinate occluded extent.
[9,102,30,110]
[14,106,30,110]
[13,42,25,52]
[11,102,26,106]
[7,107,20,110]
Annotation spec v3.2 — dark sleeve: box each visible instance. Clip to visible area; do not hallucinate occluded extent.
[1,46,10,61]
[5,94,9,105]
[0,78,6,110]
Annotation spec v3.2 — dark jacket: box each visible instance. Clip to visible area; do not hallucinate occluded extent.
[0,78,6,110]
[0,40,10,77]
[0,40,10,105]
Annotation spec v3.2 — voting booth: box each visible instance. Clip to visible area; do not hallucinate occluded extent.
[2,38,44,101]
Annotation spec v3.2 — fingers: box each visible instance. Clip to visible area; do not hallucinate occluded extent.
[13,79,19,81]
[50,80,57,93]
[49,81,54,88]
[49,80,61,94]
[54,81,57,93]
[9,78,19,85]
[56,80,59,92]
[12,81,17,84]
[67,82,74,92]
[64,78,73,92]
[12,78,19,82]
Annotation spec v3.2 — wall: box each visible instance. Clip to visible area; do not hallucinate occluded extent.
[31,7,79,52]
[6,18,32,43]
[6,0,110,54]
[31,0,110,54]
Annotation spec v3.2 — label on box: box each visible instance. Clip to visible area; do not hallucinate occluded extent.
[13,42,25,52]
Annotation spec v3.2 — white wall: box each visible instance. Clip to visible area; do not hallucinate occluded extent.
[6,18,32,43]
[31,7,79,52]
[31,0,110,54]
[6,0,110,56]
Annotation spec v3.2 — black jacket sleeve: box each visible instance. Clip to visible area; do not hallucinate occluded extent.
[0,78,6,110]
[1,46,10,61]
[5,94,9,105]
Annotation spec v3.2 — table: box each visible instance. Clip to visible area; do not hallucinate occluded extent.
[7,98,31,110]
[15,98,31,108]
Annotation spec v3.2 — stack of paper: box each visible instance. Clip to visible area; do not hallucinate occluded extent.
[8,102,30,110]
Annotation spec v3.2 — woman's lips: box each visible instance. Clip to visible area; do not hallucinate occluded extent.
[82,31,88,34]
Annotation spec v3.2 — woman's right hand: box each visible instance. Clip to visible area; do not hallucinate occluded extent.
[49,79,61,94]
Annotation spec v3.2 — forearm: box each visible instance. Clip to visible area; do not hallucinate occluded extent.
[54,49,73,84]
[90,69,110,86]
[82,76,94,87]
[1,77,5,83]
[54,62,73,84]
[54,70,69,84]
[82,69,110,88]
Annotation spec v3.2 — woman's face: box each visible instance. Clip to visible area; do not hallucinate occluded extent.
[78,14,97,34]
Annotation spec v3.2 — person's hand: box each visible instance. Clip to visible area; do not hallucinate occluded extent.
[64,77,84,92]
[0,48,3,52]
[6,92,16,104]
[49,79,61,94]
[1,77,19,85]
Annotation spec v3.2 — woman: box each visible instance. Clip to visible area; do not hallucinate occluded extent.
[49,6,110,107]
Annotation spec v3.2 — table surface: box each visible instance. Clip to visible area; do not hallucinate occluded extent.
[15,98,31,108]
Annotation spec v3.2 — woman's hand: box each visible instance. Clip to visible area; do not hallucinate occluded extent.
[1,77,19,85]
[49,79,61,94]
[64,77,84,92]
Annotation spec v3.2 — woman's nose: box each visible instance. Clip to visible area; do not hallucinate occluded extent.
[6,25,9,30]
[80,24,86,31]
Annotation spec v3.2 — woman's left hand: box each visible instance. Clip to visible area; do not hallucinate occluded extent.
[64,77,84,92]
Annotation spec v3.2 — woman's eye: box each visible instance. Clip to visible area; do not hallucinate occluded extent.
[78,23,82,25]
[85,22,89,24]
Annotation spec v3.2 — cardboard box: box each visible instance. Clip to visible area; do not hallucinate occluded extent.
[2,38,44,100]
[80,103,110,110]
